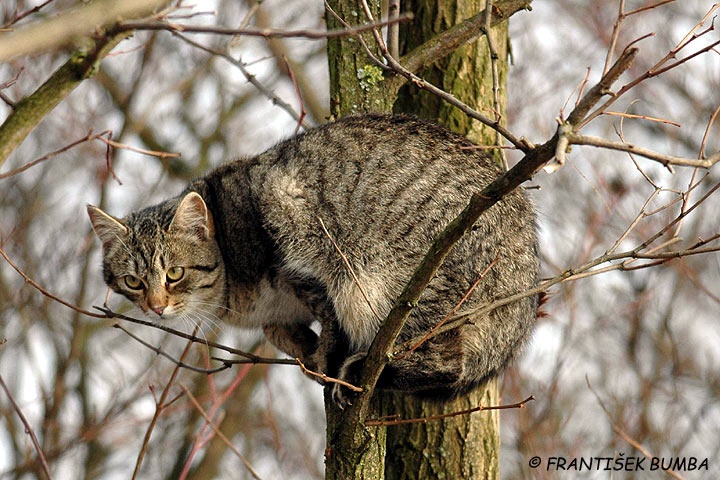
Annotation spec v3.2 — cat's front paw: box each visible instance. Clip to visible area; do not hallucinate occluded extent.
[331,351,367,408]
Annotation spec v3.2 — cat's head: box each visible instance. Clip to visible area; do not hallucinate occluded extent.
[87,192,226,322]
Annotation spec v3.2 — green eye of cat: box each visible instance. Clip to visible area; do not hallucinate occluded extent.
[123,275,143,290]
[166,266,185,283]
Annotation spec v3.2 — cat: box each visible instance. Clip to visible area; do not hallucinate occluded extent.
[87,113,539,405]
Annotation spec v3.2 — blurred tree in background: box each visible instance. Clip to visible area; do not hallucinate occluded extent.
[0,1,719,479]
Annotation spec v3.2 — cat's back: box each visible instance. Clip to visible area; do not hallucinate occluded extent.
[251,114,509,252]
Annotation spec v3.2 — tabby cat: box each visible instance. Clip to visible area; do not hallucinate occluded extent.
[87,114,539,405]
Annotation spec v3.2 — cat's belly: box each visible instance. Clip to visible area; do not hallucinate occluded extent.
[229,276,315,328]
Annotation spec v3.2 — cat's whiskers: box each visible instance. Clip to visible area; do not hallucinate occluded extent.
[189,309,223,336]
[180,301,225,334]
[190,300,247,319]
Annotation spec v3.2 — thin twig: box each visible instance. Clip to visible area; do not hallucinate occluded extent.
[120,13,414,40]
[580,4,720,129]
[699,102,720,162]
[384,38,529,152]
[586,377,685,480]
[0,130,110,180]
[624,0,677,17]
[172,31,307,125]
[324,0,389,71]
[180,384,265,480]
[296,358,363,392]
[0,247,105,318]
[317,216,384,323]
[96,136,180,159]
[0,0,55,29]
[0,374,53,480]
[0,68,23,108]
[132,335,195,480]
[398,177,720,350]
[602,110,681,127]
[97,307,297,364]
[395,257,499,361]
[566,133,720,168]
[113,323,232,374]
[282,55,307,135]
[603,0,626,75]
[365,394,535,426]
[179,361,254,479]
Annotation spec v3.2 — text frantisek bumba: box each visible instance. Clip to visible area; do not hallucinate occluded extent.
[528,454,709,473]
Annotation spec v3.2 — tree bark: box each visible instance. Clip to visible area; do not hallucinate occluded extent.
[324,0,509,478]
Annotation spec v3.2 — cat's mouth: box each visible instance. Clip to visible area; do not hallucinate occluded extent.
[142,301,178,319]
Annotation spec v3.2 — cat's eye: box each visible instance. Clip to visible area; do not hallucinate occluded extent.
[123,275,144,290]
[166,266,185,283]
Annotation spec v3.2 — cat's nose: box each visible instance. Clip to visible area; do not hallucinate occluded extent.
[151,306,165,316]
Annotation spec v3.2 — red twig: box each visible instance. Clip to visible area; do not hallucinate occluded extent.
[0,373,53,479]
[179,359,254,479]
[180,384,264,480]
[282,55,307,135]
[296,358,363,392]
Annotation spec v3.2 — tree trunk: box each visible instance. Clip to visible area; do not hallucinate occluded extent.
[324,0,509,478]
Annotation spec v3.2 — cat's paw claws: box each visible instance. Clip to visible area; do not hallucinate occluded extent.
[331,383,355,409]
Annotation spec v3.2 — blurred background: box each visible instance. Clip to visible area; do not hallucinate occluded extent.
[0,0,718,478]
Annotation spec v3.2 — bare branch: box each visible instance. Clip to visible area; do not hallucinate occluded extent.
[602,110,681,127]
[171,32,308,126]
[383,53,531,151]
[0,245,303,371]
[120,13,414,41]
[112,323,232,374]
[0,246,105,318]
[0,374,52,480]
[296,358,363,393]
[132,336,193,480]
[566,46,639,126]
[365,395,535,427]
[587,377,685,480]
[397,177,720,351]
[97,307,297,365]
[179,384,265,480]
[0,0,54,30]
[396,257,498,361]
[580,4,720,129]
[0,130,108,180]
[97,135,180,159]
[567,133,720,169]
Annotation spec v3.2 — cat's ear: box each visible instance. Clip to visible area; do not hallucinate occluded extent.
[170,192,214,240]
[87,205,128,250]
